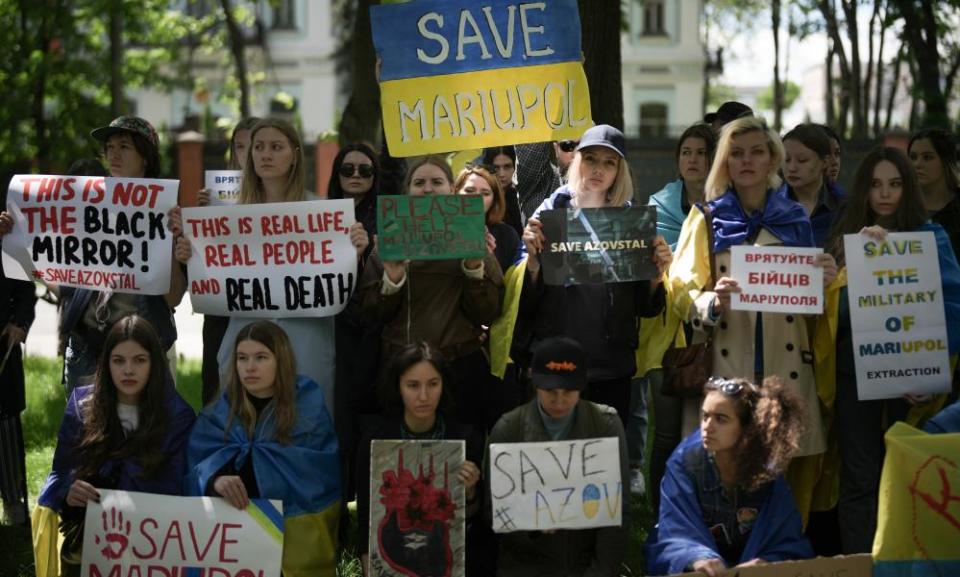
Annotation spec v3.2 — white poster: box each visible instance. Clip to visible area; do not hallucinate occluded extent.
[183,199,357,318]
[2,175,176,295]
[844,232,951,400]
[730,246,824,314]
[204,170,243,206]
[81,490,283,577]
[488,437,622,533]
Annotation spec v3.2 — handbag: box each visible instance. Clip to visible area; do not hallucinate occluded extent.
[660,204,717,397]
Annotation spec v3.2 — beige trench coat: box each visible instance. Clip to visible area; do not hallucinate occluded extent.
[670,210,826,457]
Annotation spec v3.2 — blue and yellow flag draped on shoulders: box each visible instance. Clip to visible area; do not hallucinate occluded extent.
[371,0,593,156]
[186,376,341,577]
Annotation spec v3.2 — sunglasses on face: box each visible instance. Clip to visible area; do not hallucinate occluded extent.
[558,140,579,152]
[339,163,374,178]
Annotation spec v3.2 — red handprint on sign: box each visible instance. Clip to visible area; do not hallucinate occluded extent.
[94,506,132,560]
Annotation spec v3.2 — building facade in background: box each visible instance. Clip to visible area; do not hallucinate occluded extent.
[622,0,705,139]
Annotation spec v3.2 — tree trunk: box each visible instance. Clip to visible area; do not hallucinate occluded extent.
[772,0,783,130]
[863,0,881,135]
[109,0,124,118]
[819,0,851,134]
[885,43,904,131]
[841,0,863,137]
[33,4,52,171]
[220,0,250,119]
[893,0,948,127]
[872,1,887,137]
[339,0,381,147]
[578,0,624,129]
[826,40,836,128]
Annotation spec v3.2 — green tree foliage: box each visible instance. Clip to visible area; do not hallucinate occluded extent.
[757,80,801,111]
[0,0,233,177]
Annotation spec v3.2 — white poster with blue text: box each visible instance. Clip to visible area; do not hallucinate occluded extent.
[844,231,951,400]
[488,437,622,533]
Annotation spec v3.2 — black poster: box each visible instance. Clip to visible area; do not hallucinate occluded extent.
[539,206,658,285]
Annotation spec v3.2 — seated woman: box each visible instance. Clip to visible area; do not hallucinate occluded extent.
[356,342,483,577]
[186,320,341,576]
[35,315,196,577]
[646,376,813,576]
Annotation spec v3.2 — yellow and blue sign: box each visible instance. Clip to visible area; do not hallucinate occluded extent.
[371,0,593,157]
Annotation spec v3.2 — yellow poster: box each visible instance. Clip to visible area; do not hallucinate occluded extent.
[873,421,960,576]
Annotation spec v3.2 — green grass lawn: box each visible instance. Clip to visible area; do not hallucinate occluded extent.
[1,356,655,576]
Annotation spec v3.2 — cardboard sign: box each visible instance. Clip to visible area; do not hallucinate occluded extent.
[729,246,824,314]
[371,0,592,156]
[204,170,243,206]
[183,200,357,318]
[377,195,486,261]
[844,232,951,400]
[488,437,622,533]
[874,422,960,575]
[665,554,874,577]
[81,490,283,577]
[2,175,177,295]
[370,440,466,577]
[539,206,658,285]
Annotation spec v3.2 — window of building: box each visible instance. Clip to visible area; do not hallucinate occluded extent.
[271,0,296,30]
[642,0,665,36]
[639,103,668,138]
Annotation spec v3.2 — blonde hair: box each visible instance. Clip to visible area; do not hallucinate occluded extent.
[705,116,784,201]
[238,118,306,205]
[224,321,299,444]
[566,148,634,207]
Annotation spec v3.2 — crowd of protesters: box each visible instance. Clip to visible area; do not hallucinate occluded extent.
[1,99,960,577]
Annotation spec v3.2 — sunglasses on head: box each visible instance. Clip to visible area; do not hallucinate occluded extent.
[339,163,374,178]
[707,376,746,397]
[558,140,579,152]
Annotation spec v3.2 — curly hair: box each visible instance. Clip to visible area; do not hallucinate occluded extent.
[75,315,172,480]
[704,376,806,492]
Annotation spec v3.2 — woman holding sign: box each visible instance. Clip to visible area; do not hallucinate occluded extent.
[186,320,341,576]
[359,156,505,431]
[0,116,187,391]
[455,165,521,273]
[195,116,260,406]
[667,117,835,519]
[819,146,960,553]
[520,124,673,428]
[174,118,370,420]
[356,342,483,577]
[34,315,195,576]
[646,376,814,576]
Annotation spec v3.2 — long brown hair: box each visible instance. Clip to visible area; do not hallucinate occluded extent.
[75,315,172,480]
[704,376,805,492]
[828,146,928,266]
[238,118,306,205]
[224,321,298,444]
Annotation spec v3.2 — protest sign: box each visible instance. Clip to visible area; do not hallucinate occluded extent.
[81,490,283,577]
[204,170,243,206]
[371,0,592,156]
[183,200,357,318]
[369,440,465,577]
[377,195,486,261]
[665,554,874,577]
[488,437,622,533]
[844,232,951,400]
[874,422,960,577]
[2,175,177,295]
[538,206,658,285]
[729,246,824,314]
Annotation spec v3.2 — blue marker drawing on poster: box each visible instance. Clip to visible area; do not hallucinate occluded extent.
[371,0,582,81]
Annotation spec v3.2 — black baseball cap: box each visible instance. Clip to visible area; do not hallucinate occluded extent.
[576,124,626,159]
[531,337,587,391]
[703,101,754,126]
